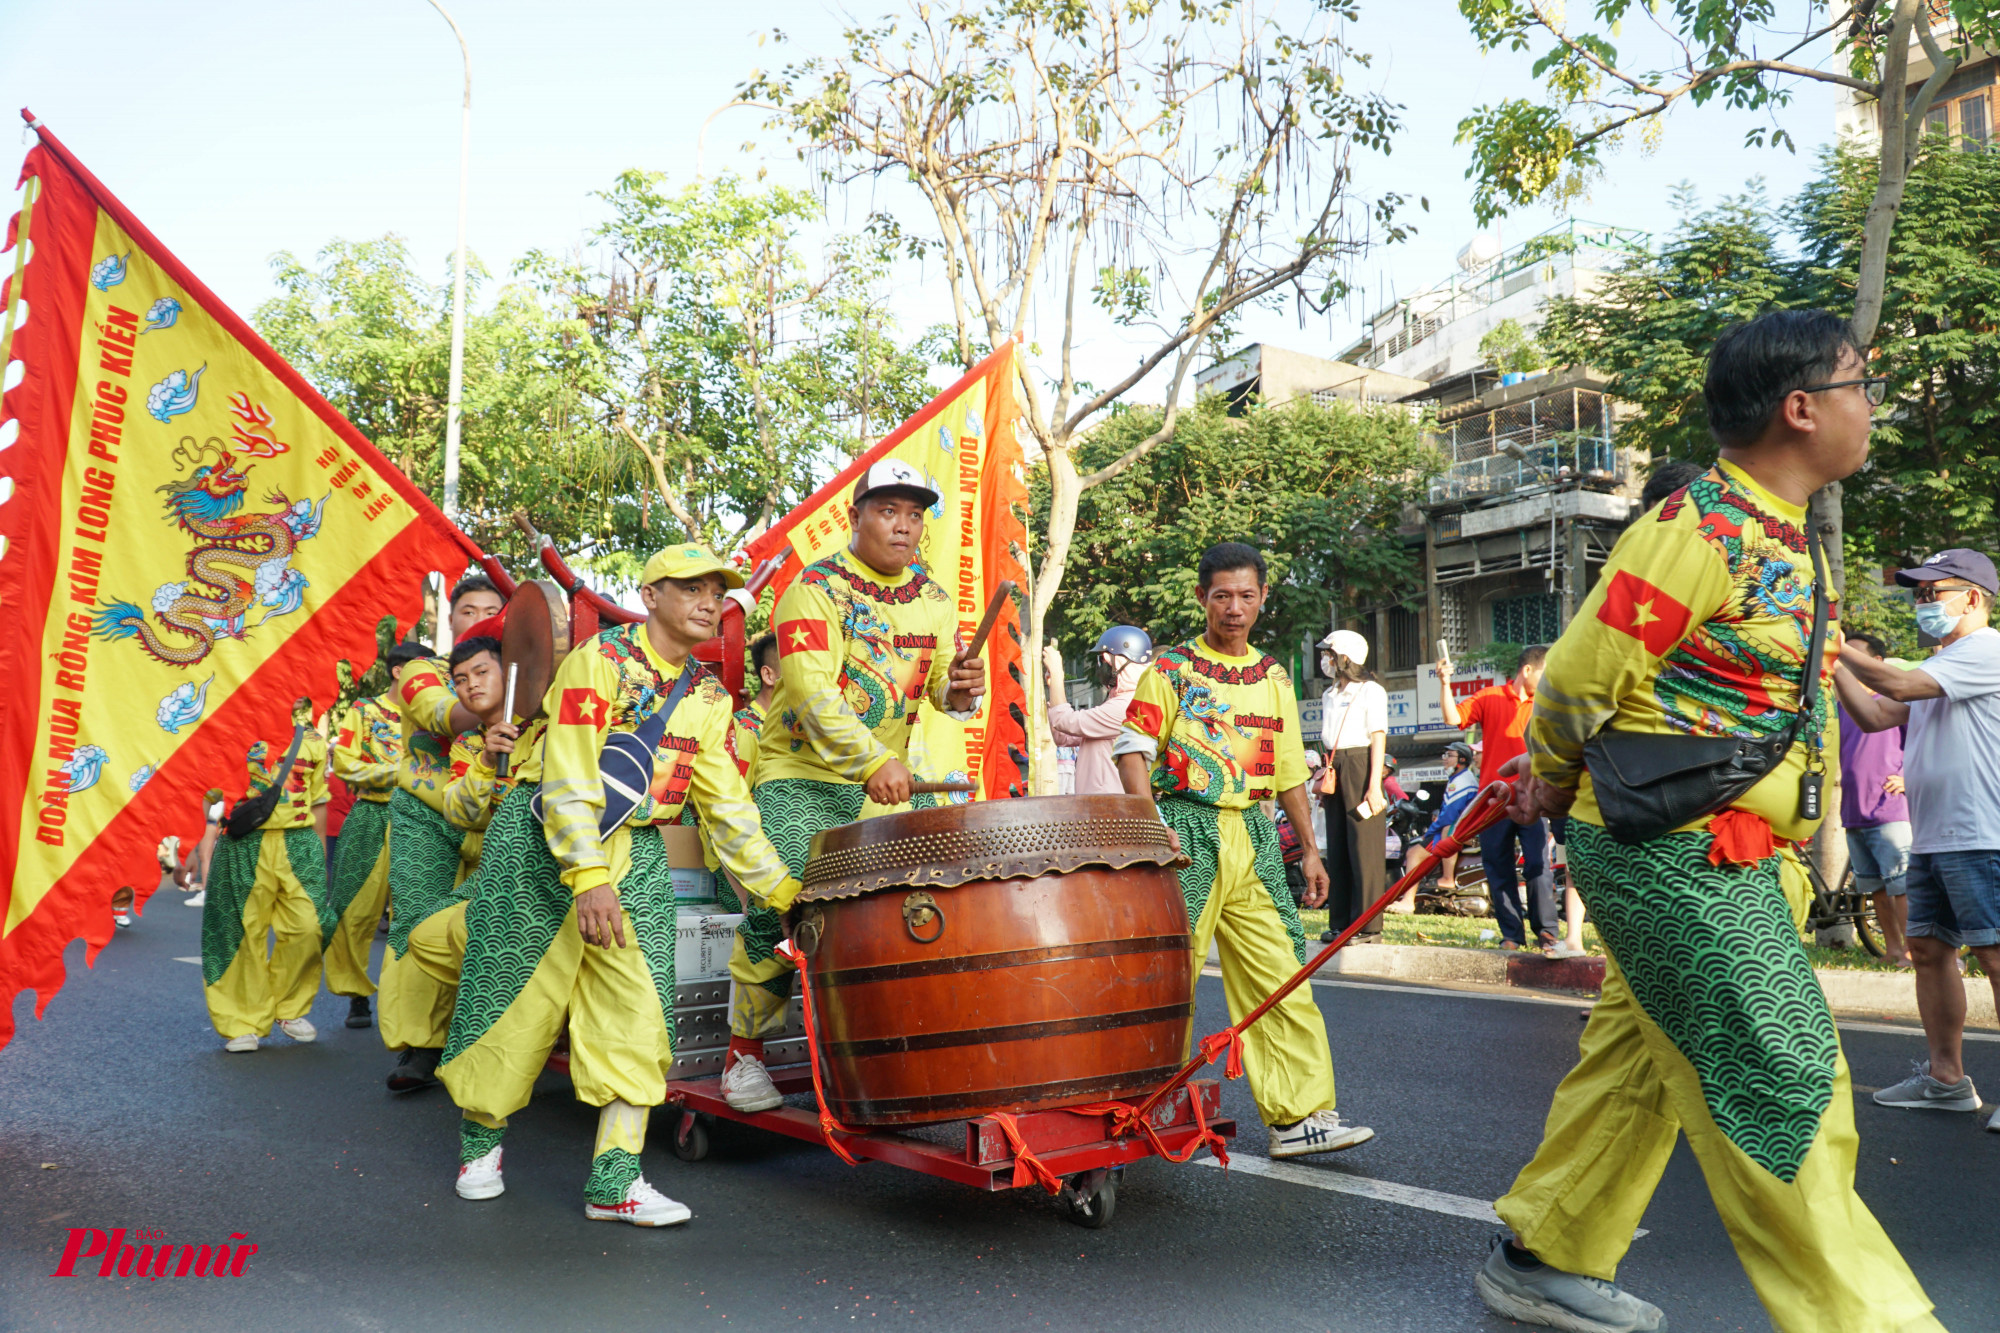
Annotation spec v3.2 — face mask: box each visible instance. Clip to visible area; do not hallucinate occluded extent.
[1915,599,1960,639]
[1319,653,1337,679]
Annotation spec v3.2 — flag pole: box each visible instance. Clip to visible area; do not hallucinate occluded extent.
[428,1,472,607]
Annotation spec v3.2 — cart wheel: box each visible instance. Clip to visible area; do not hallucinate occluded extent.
[1059,1169,1117,1229]
[673,1112,711,1163]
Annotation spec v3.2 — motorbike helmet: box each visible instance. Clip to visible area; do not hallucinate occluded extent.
[1444,741,1475,768]
[1091,625,1153,686]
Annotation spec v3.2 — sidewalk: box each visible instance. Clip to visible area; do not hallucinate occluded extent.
[1211,936,1999,1029]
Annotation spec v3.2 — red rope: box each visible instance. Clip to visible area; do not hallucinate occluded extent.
[775,938,869,1166]
[1125,780,1518,1125]
[989,1112,1065,1194]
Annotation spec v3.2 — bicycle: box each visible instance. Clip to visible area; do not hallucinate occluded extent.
[1800,845,1884,958]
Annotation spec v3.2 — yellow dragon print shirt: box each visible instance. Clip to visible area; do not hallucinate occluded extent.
[539,623,797,907]
[1120,637,1309,810]
[333,693,403,803]
[756,548,962,787]
[1529,460,1839,843]
[441,716,549,870]
[393,657,460,816]
[242,730,331,831]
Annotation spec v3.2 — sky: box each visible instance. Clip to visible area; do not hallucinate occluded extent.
[1,0,1843,408]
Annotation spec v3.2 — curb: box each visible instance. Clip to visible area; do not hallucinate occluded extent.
[1272,941,1997,1028]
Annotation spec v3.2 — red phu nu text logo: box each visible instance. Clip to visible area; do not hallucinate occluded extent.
[51,1228,260,1279]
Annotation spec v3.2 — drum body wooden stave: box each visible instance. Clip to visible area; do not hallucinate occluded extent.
[794,796,1192,1127]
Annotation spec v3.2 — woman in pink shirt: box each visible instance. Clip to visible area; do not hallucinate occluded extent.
[1044,626,1154,795]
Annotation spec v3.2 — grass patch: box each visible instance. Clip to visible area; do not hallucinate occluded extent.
[1296,909,1916,973]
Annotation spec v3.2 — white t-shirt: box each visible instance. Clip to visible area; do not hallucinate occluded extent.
[1904,626,2000,853]
[1321,681,1388,752]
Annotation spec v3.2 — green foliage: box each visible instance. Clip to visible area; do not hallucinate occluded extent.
[1034,395,1437,655]
[1538,148,2000,564]
[1453,1,2000,224]
[1478,318,1547,374]
[255,236,640,574]
[1538,186,1791,465]
[1456,641,1523,675]
[1838,540,1921,662]
[1792,145,2000,558]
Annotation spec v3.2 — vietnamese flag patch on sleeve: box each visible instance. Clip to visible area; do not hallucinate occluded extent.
[778,619,831,656]
[557,688,610,728]
[1596,570,1694,657]
[1125,698,1165,737]
[399,670,446,707]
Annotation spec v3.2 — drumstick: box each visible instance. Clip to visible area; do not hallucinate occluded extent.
[911,780,979,794]
[496,662,519,779]
[952,580,1017,665]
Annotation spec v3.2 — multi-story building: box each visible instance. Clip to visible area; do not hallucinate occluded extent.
[1193,343,1428,411]
[1836,6,1997,151]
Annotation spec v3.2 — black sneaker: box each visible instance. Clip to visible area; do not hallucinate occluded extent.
[345,996,373,1029]
[386,1047,442,1093]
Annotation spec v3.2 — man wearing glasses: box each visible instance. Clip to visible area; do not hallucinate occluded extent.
[1476,311,1940,1333]
[1836,547,2000,1132]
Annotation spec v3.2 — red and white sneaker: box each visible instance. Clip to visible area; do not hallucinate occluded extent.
[584,1176,691,1227]
[456,1146,504,1201]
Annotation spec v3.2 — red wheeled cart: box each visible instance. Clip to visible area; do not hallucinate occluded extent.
[665,1067,1232,1228]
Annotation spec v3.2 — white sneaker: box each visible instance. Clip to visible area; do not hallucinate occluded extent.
[584,1176,691,1227]
[1269,1108,1374,1158]
[720,1053,783,1112]
[1549,943,1586,959]
[1987,1105,2000,1134]
[113,913,132,929]
[456,1146,505,1200]
[184,891,206,907]
[277,1018,317,1044]
[224,1034,259,1053]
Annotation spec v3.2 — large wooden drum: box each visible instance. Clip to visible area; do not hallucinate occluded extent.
[792,795,1192,1127]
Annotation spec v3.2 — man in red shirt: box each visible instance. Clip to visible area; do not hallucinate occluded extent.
[1439,645,1558,948]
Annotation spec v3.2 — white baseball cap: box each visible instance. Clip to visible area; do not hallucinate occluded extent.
[851,458,939,508]
[1318,629,1369,665]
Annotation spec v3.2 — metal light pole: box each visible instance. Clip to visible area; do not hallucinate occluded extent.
[428,0,471,527]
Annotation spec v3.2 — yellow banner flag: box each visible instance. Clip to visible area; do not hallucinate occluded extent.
[0,115,471,1044]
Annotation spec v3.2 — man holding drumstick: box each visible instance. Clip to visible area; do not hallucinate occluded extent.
[438,543,800,1224]
[721,460,987,1115]
[1115,542,1373,1158]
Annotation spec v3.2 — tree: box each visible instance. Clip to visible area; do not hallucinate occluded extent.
[1041,395,1436,657]
[1478,317,1549,374]
[1455,0,1998,347]
[520,172,943,555]
[1792,143,2000,559]
[1537,187,1793,463]
[1538,148,2000,563]
[255,236,640,576]
[745,0,1408,787]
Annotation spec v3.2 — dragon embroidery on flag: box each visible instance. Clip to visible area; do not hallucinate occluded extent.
[92,438,327,667]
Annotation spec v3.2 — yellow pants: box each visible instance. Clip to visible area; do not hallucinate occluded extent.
[442,904,674,1125]
[323,831,390,998]
[378,945,457,1051]
[203,832,325,1039]
[1499,834,1939,1333]
[1189,808,1336,1127]
[408,899,471,988]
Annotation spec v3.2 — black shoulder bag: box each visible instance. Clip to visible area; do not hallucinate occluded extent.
[531,660,700,837]
[1582,525,1829,845]
[226,725,308,840]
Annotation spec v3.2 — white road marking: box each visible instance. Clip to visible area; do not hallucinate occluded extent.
[1839,1018,2000,1044]
[1193,1156,1648,1238]
[174,956,202,964]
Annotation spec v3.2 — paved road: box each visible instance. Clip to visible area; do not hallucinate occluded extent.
[4,887,1996,1332]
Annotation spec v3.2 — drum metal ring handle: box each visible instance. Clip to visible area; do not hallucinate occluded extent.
[795,905,825,959]
[902,891,945,944]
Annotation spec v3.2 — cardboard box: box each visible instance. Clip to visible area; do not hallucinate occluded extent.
[674,910,742,982]
[657,825,706,869]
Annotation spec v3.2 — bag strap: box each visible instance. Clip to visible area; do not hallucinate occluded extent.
[1790,523,1831,753]
[270,723,309,794]
[631,658,700,750]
